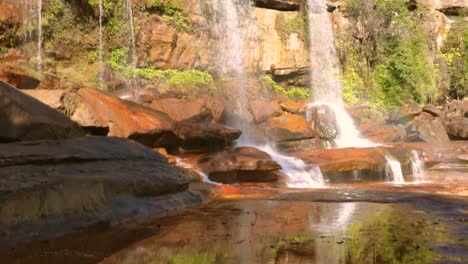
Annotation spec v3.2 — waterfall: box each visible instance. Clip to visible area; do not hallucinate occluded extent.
[211,0,324,188]
[98,0,104,90]
[385,154,405,183]
[306,0,373,148]
[126,0,137,76]
[37,0,42,72]
[175,158,220,185]
[410,150,425,183]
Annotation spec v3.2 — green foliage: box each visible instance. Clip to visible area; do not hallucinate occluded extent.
[275,11,309,43]
[348,209,446,264]
[86,50,99,63]
[163,11,192,33]
[343,0,438,110]
[88,0,114,11]
[105,16,126,36]
[166,69,213,86]
[263,75,311,100]
[441,18,468,99]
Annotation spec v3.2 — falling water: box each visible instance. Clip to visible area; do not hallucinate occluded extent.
[306,0,373,148]
[410,150,425,183]
[258,145,325,188]
[211,0,324,188]
[175,158,221,185]
[385,154,405,183]
[126,0,137,74]
[98,0,104,90]
[36,0,42,72]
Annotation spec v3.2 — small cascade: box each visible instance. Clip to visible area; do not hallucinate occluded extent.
[36,0,42,72]
[175,158,221,185]
[410,150,425,183]
[98,0,104,90]
[385,154,405,183]
[306,0,372,148]
[256,145,325,188]
[126,0,137,82]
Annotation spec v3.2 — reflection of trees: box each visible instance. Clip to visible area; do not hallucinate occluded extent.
[347,209,446,264]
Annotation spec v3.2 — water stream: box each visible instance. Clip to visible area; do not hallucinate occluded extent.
[213,0,324,188]
[125,0,137,86]
[98,0,104,90]
[306,0,372,148]
[36,0,42,72]
[410,150,426,183]
[385,154,405,183]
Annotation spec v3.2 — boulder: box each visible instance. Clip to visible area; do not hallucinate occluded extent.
[249,99,282,123]
[0,81,85,142]
[280,100,307,114]
[22,89,65,110]
[422,104,444,118]
[415,0,468,15]
[266,113,314,142]
[0,66,40,90]
[197,147,282,183]
[308,104,337,140]
[444,99,467,118]
[407,112,450,145]
[444,117,468,139]
[0,136,192,241]
[175,121,242,153]
[78,88,177,149]
[253,0,300,11]
[150,98,210,122]
[359,121,405,143]
[388,103,422,124]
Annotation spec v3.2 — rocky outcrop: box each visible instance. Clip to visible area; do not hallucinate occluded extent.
[249,99,282,123]
[0,136,193,242]
[78,87,178,149]
[359,122,406,143]
[150,97,222,123]
[266,113,314,142]
[253,0,300,11]
[0,66,40,89]
[415,0,468,15]
[388,103,422,124]
[197,147,282,184]
[407,112,450,145]
[445,117,468,139]
[0,81,85,142]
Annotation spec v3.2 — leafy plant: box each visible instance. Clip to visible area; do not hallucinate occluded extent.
[263,75,311,100]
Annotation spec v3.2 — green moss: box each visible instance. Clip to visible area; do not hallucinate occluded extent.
[275,9,309,44]
[263,75,311,100]
[86,50,99,63]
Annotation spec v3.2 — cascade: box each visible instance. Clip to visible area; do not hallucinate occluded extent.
[385,154,405,183]
[306,0,372,148]
[175,158,220,185]
[213,0,324,188]
[126,0,137,80]
[410,150,425,183]
[37,0,42,72]
[98,0,104,90]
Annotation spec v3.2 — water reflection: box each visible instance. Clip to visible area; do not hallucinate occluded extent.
[102,201,449,264]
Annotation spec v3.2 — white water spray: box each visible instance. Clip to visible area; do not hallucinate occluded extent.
[410,150,425,183]
[253,145,325,188]
[98,0,104,90]
[385,154,405,183]
[306,0,372,148]
[37,0,42,72]
[175,158,221,185]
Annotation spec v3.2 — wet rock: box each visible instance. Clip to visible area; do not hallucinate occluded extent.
[0,66,40,90]
[280,100,307,114]
[78,88,178,149]
[266,113,314,142]
[21,89,65,110]
[388,103,422,124]
[151,98,210,122]
[198,147,282,184]
[0,81,85,142]
[308,104,337,140]
[253,0,300,11]
[444,117,468,140]
[359,121,405,143]
[407,112,450,145]
[423,104,444,118]
[444,99,467,118]
[249,99,282,123]
[175,122,242,153]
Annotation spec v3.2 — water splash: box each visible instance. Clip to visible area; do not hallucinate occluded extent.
[175,158,221,185]
[255,145,325,188]
[36,0,42,72]
[410,150,425,183]
[306,0,372,148]
[98,0,104,90]
[385,154,405,183]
